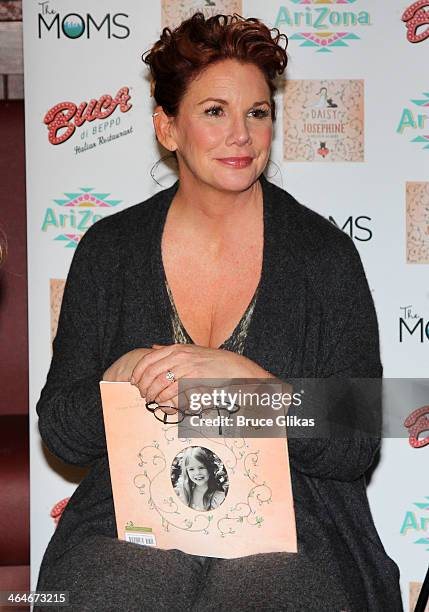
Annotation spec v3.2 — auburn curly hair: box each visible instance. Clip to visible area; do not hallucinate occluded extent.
[142,13,288,120]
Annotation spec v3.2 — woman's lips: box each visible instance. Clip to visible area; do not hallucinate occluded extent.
[216,156,253,168]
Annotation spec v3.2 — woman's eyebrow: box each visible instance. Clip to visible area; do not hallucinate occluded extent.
[197,97,228,105]
[197,98,271,106]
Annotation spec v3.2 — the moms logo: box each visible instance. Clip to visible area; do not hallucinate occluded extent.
[41,187,122,248]
[402,1,429,44]
[44,87,132,146]
[274,0,371,52]
[38,1,130,39]
[329,215,372,242]
[399,305,429,342]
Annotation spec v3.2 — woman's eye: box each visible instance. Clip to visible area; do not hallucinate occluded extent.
[203,106,270,119]
[249,108,271,119]
[204,106,224,117]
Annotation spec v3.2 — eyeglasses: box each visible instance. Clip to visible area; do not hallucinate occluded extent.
[145,400,241,435]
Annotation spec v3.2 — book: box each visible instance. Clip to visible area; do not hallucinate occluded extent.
[100,381,297,559]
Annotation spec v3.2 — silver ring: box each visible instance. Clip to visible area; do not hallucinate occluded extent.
[165,369,175,383]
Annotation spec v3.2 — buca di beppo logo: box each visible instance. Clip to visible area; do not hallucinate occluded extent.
[43,87,132,146]
[274,0,371,52]
[38,2,130,39]
[41,187,122,248]
[404,406,429,448]
[50,498,70,526]
[402,1,429,44]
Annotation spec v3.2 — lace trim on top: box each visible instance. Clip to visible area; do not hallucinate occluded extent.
[164,278,259,355]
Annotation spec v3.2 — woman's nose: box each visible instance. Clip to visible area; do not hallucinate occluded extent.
[226,114,251,146]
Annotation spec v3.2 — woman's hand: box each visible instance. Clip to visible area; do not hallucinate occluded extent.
[130,343,276,406]
[102,348,154,382]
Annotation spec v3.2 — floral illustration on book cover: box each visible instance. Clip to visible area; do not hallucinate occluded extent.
[406,182,429,264]
[100,382,297,559]
[161,0,243,30]
[283,79,364,162]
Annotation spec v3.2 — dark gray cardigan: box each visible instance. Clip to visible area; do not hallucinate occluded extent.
[36,176,403,610]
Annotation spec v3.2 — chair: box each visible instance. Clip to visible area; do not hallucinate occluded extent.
[0,415,30,602]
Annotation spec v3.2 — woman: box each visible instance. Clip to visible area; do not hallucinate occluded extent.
[174,447,226,511]
[35,13,402,612]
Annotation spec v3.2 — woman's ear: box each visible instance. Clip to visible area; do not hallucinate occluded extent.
[152,106,177,152]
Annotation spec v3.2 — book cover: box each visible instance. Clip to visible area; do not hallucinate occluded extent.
[100,381,297,559]
[283,79,364,162]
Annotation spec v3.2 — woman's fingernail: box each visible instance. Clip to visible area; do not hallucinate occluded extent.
[130,376,135,385]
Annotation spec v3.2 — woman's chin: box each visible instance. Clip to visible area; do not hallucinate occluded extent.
[210,169,260,193]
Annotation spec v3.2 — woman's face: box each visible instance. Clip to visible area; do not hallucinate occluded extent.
[164,59,273,193]
[186,457,209,486]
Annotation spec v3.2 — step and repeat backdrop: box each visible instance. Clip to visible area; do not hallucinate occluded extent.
[22,1,428,608]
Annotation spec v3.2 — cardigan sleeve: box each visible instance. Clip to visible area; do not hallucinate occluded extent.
[286,237,382,482]
[36,225,109,467]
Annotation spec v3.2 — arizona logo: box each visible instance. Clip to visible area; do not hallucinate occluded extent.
[41,187,122,248]
[274,0,370,52]
[397,93,429,151]
[289,0,357,3]
[400,497,429,551]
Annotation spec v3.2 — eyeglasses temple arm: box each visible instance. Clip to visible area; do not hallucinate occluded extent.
[217,405,222,436]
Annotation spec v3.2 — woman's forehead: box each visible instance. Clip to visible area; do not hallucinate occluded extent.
[184,60,270,101]
[187,455,205,466]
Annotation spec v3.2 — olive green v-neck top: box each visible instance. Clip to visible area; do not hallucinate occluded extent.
[164,276,260,354]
